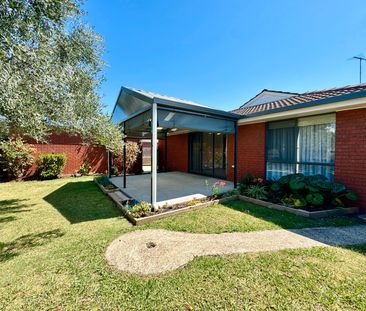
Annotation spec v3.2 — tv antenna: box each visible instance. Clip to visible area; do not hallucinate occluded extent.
[350,54,366,84]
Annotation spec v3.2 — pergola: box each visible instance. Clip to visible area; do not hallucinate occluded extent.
[111,87,240,210]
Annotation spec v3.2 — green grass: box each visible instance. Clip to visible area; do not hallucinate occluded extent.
[1,177,365,310]
[145,200,361,233]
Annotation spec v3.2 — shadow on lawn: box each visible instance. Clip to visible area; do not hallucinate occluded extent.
[222,200,361,230]
[43,181,121,224]
[0,199,33,215]
[0,199,34,224]
[0,229,64,262]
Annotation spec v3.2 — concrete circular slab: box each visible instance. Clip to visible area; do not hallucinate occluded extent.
[105,225,366,275]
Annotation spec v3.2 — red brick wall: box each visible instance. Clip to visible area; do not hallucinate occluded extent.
[227,123,266,181]
[166,133,188,172]
[335,108,366,212]
[25,132,107,176]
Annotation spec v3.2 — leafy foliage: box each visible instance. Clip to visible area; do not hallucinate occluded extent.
[238,172,265,195]
[37,153,67,179]
[0,0,123,152]
[112,141,141,175]
[129,201,151,218]
[244,185,268,200]
[78,161,91,175]
[0,138,34,180]
[269,174,358,209]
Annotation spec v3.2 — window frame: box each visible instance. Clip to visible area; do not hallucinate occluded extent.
[265,113,336,180]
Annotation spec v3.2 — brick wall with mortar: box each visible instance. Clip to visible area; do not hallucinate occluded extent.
[335,108,366,212]
[165,133,189,172]
[24,132,107,176]
[226,123,266,182]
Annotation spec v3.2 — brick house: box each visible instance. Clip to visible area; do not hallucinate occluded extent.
[112,84,366,211]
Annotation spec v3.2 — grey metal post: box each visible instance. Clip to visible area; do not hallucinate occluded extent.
[151,103,158,210]
[234,121,238,188]
[107,150,112,178]
[123,122,127,188]
[165,131,168,172]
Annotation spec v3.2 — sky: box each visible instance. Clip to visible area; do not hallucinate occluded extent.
[83,0,366,114]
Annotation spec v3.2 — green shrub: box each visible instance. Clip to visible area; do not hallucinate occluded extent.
[129,201,151,218]
[269,173,358,209]
[224,188,240,197]
[244,184,268,200]
[78,161,91,175]
[112,141,141,175]
[37,153,67,179]
[0,138,34,180]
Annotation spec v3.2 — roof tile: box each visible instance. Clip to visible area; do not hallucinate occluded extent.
[233,84,366,116]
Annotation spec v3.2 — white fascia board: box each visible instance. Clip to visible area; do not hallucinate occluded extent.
[238,97,366,125]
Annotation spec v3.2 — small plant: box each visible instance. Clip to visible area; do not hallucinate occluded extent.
[244,184,268,200]
[37,153,67,179]
[0,138,34,180]
[223,188,240,197]
[212,181,226,198]
[187,197,202,206]
[129,201,151,218]
[78,161,91,175]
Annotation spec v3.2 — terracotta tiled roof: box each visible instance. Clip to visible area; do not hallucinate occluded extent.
[233,84,366,116]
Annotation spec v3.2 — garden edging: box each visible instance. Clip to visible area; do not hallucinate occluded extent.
[238,195,359,218]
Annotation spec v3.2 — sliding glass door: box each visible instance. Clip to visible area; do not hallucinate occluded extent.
[189,132,226,179]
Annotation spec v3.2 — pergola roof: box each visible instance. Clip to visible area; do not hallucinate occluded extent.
[110,86,240,208]
[111,86,240,138]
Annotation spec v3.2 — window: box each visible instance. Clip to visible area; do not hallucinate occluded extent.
[266,114,335,180]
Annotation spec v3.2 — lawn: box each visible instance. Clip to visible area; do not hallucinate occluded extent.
[1,177,365,310]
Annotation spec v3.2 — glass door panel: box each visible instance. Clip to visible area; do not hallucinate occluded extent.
[214,134,226,179]
[189,132,227,179]
[189,133,201,174]
[202,133,213,176]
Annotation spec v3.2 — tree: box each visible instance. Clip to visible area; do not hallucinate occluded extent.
[0,0,123,151]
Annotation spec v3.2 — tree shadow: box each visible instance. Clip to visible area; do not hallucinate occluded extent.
[0,229,64,262]
[0,199,33,215]
[43,181,121,224]
[223,200,362,230]
[0,216,16,224]
[223,200,366,248]
[340,244,366,255]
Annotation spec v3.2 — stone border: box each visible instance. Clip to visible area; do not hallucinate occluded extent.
[238,195,359,219]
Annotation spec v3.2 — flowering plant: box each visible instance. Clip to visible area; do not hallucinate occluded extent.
[212,181,226,198]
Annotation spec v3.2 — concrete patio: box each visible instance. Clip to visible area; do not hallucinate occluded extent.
[110,171,233,207]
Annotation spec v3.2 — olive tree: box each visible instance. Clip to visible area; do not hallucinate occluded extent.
[0,0,123,151]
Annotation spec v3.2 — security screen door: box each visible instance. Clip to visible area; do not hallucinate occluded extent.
[188,132,226,179]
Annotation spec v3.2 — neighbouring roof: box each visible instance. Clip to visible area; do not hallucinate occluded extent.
[241,89,299,108]
[233,84,366,116]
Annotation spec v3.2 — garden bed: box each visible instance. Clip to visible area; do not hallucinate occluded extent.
[94,176,119,194]
[238,195,359,219]
[109,193,238,225]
